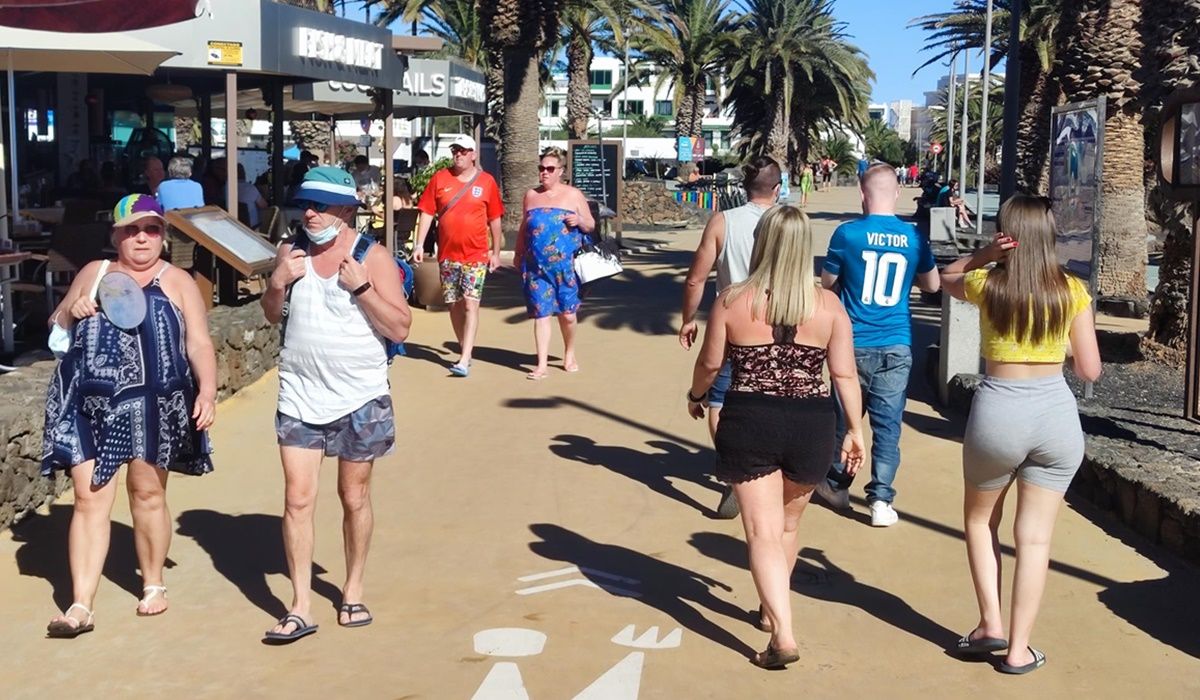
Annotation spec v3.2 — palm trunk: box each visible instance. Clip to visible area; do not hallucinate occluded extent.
[1146,199,1192,350]
[674,92,695,142]
[1013,45,1058,193]
[566,36,592,140]
[765,90,788,165]
[499,48,541,242]
[484,56,505,143]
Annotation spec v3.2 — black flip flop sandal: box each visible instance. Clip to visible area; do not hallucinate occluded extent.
[952,631,1009,656]
[263,614,318,644]
[47,604,95,639]
[338,603,373,628]
[998,646,1046,674]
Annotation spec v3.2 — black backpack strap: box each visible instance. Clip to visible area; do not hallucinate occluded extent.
[351,233,373,264]
[279,235,308,345]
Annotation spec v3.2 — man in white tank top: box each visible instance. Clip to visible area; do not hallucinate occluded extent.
[259,167,412,643]
[679,156,781,518]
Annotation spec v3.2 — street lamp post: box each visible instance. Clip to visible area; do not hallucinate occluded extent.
[959,49,971,197]
[947,50,957,182]
[975,0,994,240]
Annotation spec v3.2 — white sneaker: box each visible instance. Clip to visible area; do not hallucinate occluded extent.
[869,501,899,527]
[814,481,851,510]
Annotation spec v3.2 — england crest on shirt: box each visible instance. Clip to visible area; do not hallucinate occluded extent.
[472,186,483,198]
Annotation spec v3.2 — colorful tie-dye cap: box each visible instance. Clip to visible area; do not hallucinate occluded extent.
[113,194,165,227]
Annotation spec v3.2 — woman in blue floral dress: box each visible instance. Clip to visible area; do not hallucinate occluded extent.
[514,147,596,380]
[41,195,217,637]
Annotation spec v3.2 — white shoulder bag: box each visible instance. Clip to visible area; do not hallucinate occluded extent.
[48,259,109,358]
[573,239,623,285]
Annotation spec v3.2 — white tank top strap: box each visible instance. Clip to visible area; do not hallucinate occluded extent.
[152,261,172,283]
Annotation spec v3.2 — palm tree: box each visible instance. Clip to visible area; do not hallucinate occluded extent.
[723,3,871,172]
[927,74,1005,181]
[482,0,567,238]
[558,1,658,140]
[633,0,733,143]
[910,1,1063,192]
[725,0,861,166]
[1056,0,1146,300]
[1142,0,1200,351]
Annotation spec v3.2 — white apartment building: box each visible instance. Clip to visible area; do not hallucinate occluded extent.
[537,55,734,155]
[888,99,913,141]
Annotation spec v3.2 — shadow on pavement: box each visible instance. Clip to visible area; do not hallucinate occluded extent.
[548,435,721,518]
[1064,495,1200,659]
[527,523,755,659]
[175,510,341,619]
[504,396,708,452]
[12,504,168,610]
[688,531,958,650]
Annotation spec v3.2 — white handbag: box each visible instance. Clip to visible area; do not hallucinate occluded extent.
[48,259,108,358]
[573,244,623,284]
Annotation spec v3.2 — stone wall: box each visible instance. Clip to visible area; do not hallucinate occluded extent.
[622,180,714,226]
[0,304,279,531]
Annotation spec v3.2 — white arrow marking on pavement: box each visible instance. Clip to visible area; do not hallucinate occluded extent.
[570,652,644,700]
[473,628,547,657]
[470,662,529,700]
[515,579,641,598]
[610,625,683,649]
[517,566,640,585]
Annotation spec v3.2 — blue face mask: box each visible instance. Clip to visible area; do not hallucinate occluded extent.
[305,221,340,246]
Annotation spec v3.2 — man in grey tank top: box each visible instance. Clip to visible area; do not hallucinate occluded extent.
[260,168,412,643]
[679,156,781,518]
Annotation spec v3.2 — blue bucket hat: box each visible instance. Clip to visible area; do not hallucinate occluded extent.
[292,166,361,207]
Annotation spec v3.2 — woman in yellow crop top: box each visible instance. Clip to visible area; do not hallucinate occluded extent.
[939,194,1100,675]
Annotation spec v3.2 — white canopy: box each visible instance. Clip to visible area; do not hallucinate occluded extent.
[0,26,178,75]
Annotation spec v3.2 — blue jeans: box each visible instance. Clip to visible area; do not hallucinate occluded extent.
[827,345,912,504]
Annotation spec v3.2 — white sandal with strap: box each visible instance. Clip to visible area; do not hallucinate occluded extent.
[137,585,168,617]
[47,603,95,638]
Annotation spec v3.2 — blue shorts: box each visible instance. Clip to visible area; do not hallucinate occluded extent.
[275,395,395,462]
[707,360,733,408]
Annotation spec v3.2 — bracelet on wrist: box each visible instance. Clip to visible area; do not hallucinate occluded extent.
[686,389,706,403]
[352,281,372,297]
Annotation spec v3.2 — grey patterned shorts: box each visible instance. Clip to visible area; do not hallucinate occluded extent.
[275,395,395,461]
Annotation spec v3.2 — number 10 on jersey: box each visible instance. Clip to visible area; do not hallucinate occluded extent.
[860,251,908,307]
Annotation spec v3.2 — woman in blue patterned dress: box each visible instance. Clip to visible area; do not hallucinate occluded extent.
[41,195,217,637]
[513,147,596,380]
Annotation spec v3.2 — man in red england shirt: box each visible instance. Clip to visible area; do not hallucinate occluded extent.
[413,136,504,376]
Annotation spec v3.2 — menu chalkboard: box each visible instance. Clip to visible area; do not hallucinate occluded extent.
[568,140,622,221]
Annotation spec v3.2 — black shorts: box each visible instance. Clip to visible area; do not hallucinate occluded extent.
[714,391,836,485]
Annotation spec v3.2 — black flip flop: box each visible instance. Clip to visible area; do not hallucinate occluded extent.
[263,614,318,644]
[338,603,373,628]
[998,646,1046,674]
[952,631,1009,656]
[750,645,800,669]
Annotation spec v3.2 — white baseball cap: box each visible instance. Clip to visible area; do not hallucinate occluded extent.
[449,135,477,151]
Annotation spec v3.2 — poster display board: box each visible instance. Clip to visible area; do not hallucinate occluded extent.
[568,140,623,230]
[165,206,277,276]
[1049,98,1105,286]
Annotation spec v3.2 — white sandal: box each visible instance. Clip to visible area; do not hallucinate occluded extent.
[137,585,168,617]
[47,603,94,638]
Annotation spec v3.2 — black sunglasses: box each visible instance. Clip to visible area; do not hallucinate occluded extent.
[296,200,330,213]
[538,165,559,173]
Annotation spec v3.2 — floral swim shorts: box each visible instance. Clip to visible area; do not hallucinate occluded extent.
[439,260,488,303]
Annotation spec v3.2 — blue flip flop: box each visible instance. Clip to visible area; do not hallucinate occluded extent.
[263,614,318,645]
[449,363,469,377]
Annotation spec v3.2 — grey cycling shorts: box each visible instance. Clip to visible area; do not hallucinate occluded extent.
[962,375,1084,493]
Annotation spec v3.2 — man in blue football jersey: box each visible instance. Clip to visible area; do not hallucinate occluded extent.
[817,164,940,527]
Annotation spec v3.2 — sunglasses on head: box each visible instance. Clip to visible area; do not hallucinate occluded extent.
[537,165,559,173]
[296,200,331,213]
[121,222,164,236]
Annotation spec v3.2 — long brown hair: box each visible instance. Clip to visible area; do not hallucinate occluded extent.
[982,195,1074,344]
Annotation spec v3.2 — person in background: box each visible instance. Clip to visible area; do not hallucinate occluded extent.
[156,156,205,212]
[857,157,869,181]
[413,135,504,377]
[236,163,268,229]
[412,149,431,171]
[350,155,381,192]
[816,164,940,527]
[66,159,100,195]
[141,157,165,196]
[680,156,782,519]
[513,146,595,380]
[42,194,216,638]
[799,164,814,208]
[687,205,864,669]
[940,195,1100,675]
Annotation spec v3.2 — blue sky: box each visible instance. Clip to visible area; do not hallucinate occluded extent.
[831,0,957,106]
